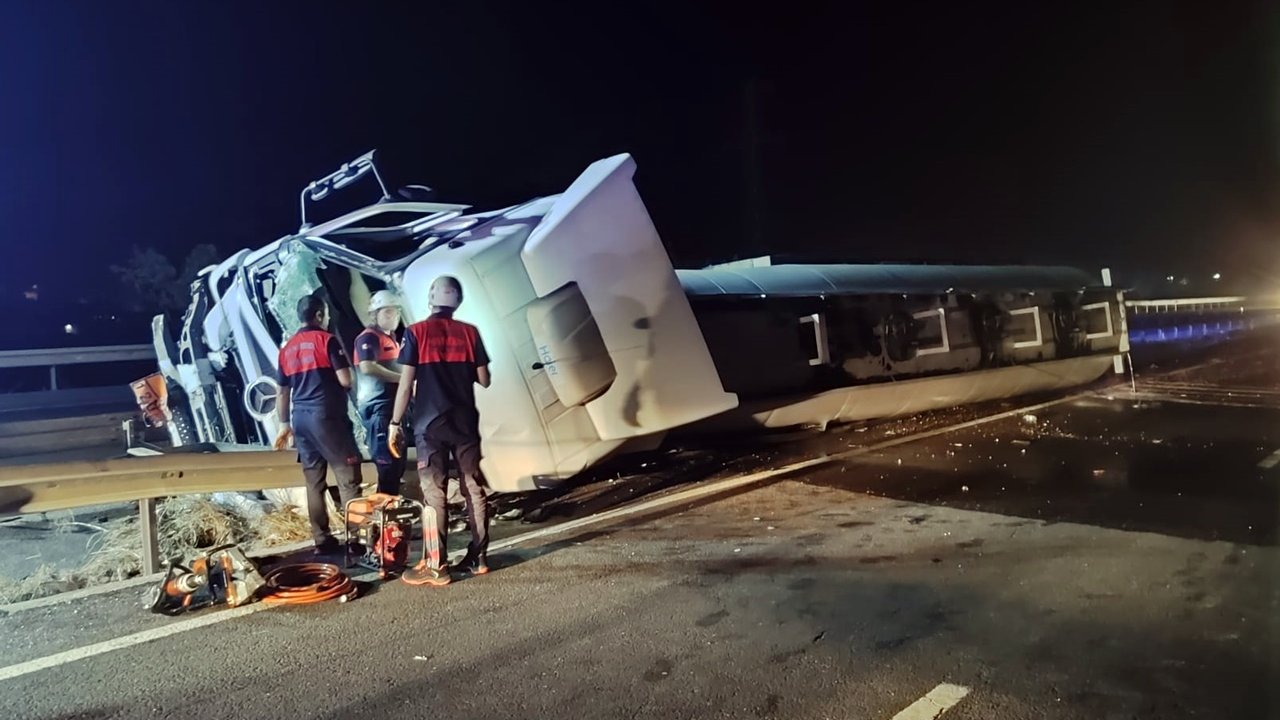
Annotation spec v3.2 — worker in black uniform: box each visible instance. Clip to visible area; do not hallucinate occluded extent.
[274,292,364,555]
[390,275,491,587]
[353,290,406,495]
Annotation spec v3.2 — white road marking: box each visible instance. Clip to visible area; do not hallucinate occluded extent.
[1259,449,1280,470]
[1140,382,1280,396]
[0,392,1086,681]
[0,602,271,682]
[890,683,971,720]
[1120,392,1279,410]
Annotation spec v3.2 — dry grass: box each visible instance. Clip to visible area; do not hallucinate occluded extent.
[0,495,313,604]
[256,507,311,547]
[81,523,145,584]
[157,496,250,556]
[0,564,87,605]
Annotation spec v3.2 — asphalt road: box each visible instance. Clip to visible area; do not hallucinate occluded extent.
[1,332,1278,718]
[2,367,1279,718]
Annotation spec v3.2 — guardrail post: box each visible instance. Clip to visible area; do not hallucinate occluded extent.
[139,498,161,574]
[49,365,57,391]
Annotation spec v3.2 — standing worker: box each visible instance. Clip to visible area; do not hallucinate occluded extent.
[274,292,364,555]
[353,290,406,495]
[389,276,491,586]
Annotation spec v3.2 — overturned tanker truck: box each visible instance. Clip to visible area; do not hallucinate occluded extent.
[146,151,1128,493]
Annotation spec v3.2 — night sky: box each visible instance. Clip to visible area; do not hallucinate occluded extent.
[2,0,1278,314]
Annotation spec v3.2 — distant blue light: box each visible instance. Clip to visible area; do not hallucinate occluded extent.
[1128,320,1247,344]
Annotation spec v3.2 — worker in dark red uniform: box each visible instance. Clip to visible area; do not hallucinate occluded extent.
[353,290,406,495]
[274,292,364,555]
[390,275,491,586]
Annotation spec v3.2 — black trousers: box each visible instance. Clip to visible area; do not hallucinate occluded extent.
[360,403,405,495]
[293,406,363,544]
[416,412,488,566]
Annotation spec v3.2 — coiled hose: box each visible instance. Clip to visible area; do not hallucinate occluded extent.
[261,563,357,605]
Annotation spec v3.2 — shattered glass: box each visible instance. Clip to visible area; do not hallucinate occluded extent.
[262,241,369,455]
[266,241,324,338]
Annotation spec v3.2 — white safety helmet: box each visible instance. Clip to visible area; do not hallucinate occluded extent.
[428,276,462,310]
[368,290,402,314]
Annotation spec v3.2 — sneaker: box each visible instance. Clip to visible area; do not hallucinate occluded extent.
[456,554,490,576]
[402,561,452,587]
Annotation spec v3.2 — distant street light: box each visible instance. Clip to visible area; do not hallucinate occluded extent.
[1212,272,1221,280]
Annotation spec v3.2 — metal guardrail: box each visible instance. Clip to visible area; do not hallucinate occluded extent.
[1124,297,1248,314]
[1125,295,1280,313]
[0,344,154,390]
[0,450,304,514]
[0,450,413,573]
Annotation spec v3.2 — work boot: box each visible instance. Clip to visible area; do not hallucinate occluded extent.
[343,540,368,568]
[314,537,341,556]
[402,560,451,587]
[456,554,490,576]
